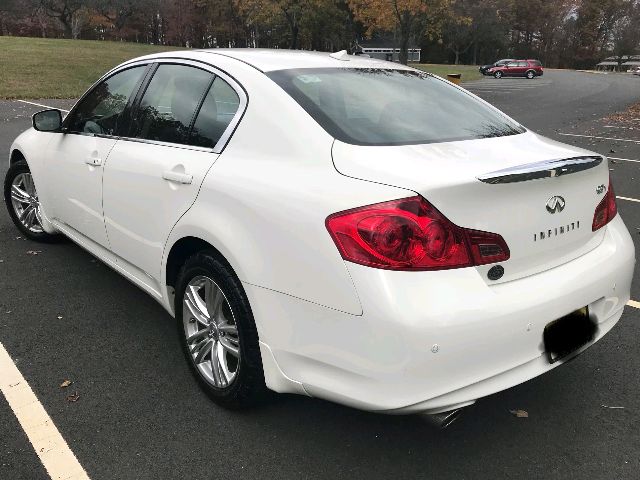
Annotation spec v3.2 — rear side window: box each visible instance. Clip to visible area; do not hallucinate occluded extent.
[531,60,542,67]
[517,61,528,67]
[134,64,213,145]
[267,68,524,146]
[190,77,240,148]
[68,66,146,135]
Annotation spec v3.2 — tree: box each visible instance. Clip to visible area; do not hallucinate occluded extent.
[348,0,451,64]
[90,0,140,38]
[39,0,85,38]
[236,0,307,49]
[610,1,640,68]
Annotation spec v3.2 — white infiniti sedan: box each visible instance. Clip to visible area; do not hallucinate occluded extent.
[4,49,635,427]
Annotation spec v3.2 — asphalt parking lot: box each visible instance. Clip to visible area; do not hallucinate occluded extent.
[1,70,639,480]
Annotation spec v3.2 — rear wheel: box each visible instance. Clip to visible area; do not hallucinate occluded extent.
[494,71,503,78]
[526,70,536,79]
[175,250,267,408]
[3,160,61,242]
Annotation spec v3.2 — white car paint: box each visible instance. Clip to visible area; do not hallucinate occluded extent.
[9,49,635,415]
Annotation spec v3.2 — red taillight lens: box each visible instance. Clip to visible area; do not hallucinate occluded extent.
[592,179,618,231]
[326,196,509,271]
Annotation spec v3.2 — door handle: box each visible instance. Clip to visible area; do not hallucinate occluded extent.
[85,157,102,166]
[162,171,193,185]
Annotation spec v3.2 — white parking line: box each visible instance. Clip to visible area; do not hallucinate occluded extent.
[17,100,70,113]
[628,300,640,309]
[557,132,640,144]
[610,156,640,164]
[0,343,90,480]
[617,196,640,203]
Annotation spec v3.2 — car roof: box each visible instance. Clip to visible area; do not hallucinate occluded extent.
[133,49,411,73]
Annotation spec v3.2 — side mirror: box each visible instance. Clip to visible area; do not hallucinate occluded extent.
[32,109,62,132]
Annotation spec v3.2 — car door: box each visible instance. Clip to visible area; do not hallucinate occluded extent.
[44,65,148,247]
[515,61,529,76]
[504,62,518,77]
[102,62,244,291]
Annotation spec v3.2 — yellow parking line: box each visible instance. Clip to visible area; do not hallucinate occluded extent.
[0,343,90,480]
[628,300,640,309]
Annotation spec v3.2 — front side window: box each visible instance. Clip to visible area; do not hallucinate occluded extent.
[133,64,213,145]
[68,66,146,135]
[267,68,525,146]
[190,77,240,149]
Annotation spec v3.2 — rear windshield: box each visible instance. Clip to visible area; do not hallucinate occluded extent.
[267,68,525,146]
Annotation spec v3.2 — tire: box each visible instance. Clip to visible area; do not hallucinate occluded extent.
[4,159,63,242]
[494,71,503,78]
[526,70,536,79]
[175,250,267,409]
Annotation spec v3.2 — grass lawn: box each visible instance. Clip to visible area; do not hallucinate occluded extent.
[0,36,183,99]
[0,36,484,98]
[411,63,483,83]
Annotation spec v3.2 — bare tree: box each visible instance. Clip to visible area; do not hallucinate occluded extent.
[39,0,85,38]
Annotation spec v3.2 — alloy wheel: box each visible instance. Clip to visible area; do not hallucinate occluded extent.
[10,173,43,233]
[183,275,241,389]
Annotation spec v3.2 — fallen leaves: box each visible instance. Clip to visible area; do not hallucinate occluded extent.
[26,250,42,256]
[60,380,80,403]
[601,404,624,409]
[65,391,80,403]
[509,409,529,418]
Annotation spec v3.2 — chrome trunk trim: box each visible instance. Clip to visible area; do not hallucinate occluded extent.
[477,156,603,184]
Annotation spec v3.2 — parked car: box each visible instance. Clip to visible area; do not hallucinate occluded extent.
[5,49,633,427]
[631,66,640,76]
[488,59,544,78]
[479,58,514,75]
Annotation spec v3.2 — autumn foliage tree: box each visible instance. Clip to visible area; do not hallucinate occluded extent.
[348,0,451,64]
[1,0,639,68]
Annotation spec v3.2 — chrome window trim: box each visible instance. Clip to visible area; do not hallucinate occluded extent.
[62,61,153,134]
[115,135,215,153]
[114,58,248,154]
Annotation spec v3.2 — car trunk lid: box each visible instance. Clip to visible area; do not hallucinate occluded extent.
[332,131,610,283]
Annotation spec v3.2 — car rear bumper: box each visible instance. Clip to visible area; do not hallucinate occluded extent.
[249,215,634,414]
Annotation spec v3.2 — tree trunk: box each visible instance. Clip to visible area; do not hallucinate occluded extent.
[399,26,409,65]
[290,24,299,49]
[397,10,413,65]
[454,50,459,65]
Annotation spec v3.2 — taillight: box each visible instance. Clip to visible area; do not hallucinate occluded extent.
[326,196,509,271]
[592,179,618,231]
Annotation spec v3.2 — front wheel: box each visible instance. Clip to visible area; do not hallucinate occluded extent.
[494,71,503,78]
[4,160,62,242]
[175,251,267,408]
[526,70,536,79]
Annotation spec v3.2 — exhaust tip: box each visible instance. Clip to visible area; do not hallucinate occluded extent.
[421,407,465,429]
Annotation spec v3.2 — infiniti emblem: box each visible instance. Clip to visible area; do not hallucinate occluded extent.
[546,196,565,214]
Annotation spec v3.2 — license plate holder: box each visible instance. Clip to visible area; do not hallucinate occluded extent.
[543,307,597,364]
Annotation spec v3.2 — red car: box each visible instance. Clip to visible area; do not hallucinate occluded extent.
[487,59,543,79]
